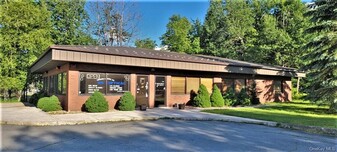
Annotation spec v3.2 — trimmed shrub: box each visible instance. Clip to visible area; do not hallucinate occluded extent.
[223,88,236,106]
[84,91,109,112]
[210,84,224,107]
[187,90,197,106]
[29,91,48,106]
[117,92,136,111]
[194,84,211,108]
[37,95,62,112]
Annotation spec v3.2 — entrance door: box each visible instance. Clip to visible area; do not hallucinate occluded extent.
[136,75,149,107]
[155,76,166,107]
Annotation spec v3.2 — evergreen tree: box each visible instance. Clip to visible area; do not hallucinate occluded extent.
[210,84,224,107]
[201,0,228,56]
[304,0,337,112]
[160,15,192,53]
[194,84,211,108]
[224,0,256,60]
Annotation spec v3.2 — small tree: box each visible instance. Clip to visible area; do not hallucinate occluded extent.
[235,89,251,106]
[210,84,224,107]
[84,91,109,112]
[117,92,136,111]
[194,84,211,108]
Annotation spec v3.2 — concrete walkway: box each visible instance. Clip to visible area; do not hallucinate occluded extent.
[1,102,276,126]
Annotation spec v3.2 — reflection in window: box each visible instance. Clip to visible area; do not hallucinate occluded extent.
[106,74,129,94]
[79,72,129,95]
[172,77,185,94]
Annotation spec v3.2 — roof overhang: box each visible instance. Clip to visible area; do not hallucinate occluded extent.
[30,47,305,78]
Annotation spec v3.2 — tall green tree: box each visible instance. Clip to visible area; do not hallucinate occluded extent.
[304,0,337,112]
[201,0,228,56]
[46,0,94,45]
[224,0,256,60]
[189,19,203,54]
[135,38,156,49]
[160,15,192,53]
[0,0,53,100]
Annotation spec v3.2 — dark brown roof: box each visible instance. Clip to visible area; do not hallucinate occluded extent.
[31,45,298,73]
[50,45,226,66]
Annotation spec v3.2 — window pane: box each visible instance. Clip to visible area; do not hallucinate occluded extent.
[49,76,54,94]
[274,80,282,93]
[186,77,199,93]
[172,77,185,94]
[62,73,67,94]
[201,78,213,93]
[79,72,106,94]
[106,74,129,94]
[235,79,245,93]
[58,73,62,94]
[222,79,234,92]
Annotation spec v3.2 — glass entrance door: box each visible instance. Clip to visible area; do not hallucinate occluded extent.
[155,76,165,107]
[136,75,149,107]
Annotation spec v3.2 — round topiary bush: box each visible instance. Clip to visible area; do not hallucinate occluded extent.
[37,95,62,112]
[84,91,109,112]
[194,84,211,108]
[210,84,224,107]
[117,92,136,111]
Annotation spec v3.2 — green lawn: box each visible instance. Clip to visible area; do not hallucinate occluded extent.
[0,97,20,103]
[202,100,337,129]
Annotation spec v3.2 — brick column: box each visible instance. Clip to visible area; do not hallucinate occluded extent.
[148,74,155,108]
[67,70,79,111]
[165,75,171,107]
[284,80,292,101]
[130,74,137,97]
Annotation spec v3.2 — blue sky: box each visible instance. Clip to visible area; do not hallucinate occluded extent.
[87,0,313,46]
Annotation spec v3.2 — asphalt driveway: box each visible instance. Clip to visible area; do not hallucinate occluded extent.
[2,120,336,152]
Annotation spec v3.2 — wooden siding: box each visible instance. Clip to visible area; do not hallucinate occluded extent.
[51,49,298,77]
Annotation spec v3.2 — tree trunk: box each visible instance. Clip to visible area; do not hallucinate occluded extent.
[296,77,301,94]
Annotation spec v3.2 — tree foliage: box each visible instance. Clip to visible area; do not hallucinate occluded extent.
[303,0,337,112]
[160,15,192,53]
[135,38,156,49]
[0,0,53,100]
[46,0,95,45]
[88,1,140,46]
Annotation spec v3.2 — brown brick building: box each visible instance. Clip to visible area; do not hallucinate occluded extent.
[30,45,305,111]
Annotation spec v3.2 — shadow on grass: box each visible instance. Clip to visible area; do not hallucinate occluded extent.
[204,109,337,129]
[258,105,333,115]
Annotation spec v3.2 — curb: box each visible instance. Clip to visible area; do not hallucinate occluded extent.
[2,116,336,137]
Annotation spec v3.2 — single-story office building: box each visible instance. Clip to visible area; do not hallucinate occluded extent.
[30,45,305,111]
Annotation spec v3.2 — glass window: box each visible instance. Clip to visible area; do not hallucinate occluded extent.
[79,72,106,94]
[201,78,213,93]
[222,79,234,92]
[106,74,129,94]
[186,77,199,93]
[49,76,54,94]
[79,72,129,95]
[171,77,186,94]
[58,73,62,94]
[235,79,245,93]
[62,73,67,94]
[274,80,282,94]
